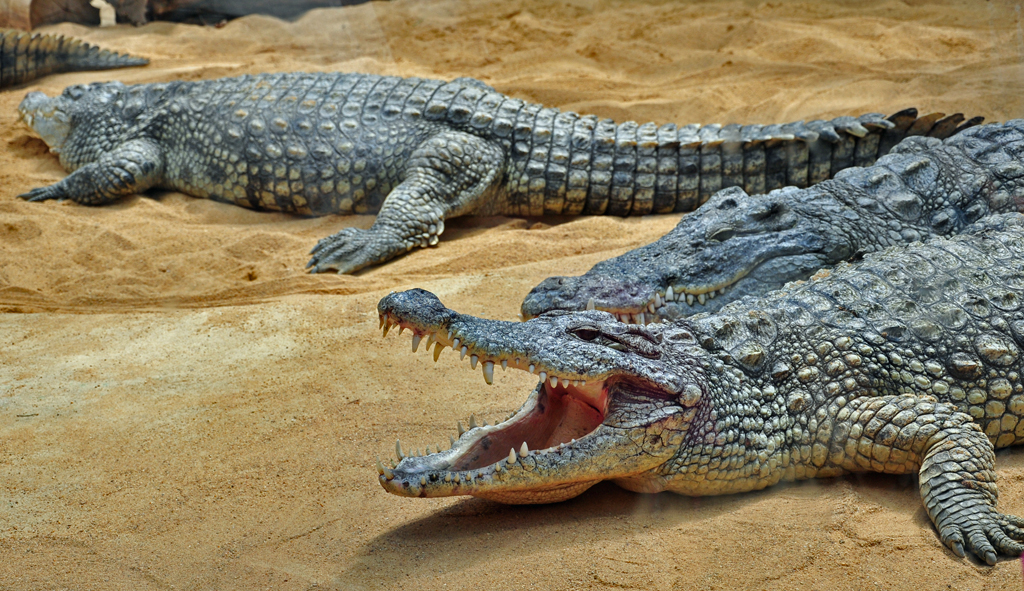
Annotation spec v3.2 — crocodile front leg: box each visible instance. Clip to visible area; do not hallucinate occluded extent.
[833,395,1024,564]
[307,130,506,274]
[19,139,164,205]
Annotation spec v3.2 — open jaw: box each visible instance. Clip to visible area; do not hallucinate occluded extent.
[375,312,616,504]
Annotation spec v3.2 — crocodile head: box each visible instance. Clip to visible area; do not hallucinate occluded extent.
[376,288,708,504]
[521,186,855,323]
[19,81,133,169]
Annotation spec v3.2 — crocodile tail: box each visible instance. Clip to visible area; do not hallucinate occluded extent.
[0,28,148,89]
[551,109,984,217]
[663,109,985,214]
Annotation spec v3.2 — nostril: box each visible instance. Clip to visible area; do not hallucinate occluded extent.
[717,198,738,210]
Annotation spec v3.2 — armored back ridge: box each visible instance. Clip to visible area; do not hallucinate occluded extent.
[523,120,1024,323]
[374,212,1024,565]
[0,29,147,88]
[18,71,978,273]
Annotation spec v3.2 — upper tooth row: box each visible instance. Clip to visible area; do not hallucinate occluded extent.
[657,284,729,309]
[381,315,590,388]
[595,284,731,325]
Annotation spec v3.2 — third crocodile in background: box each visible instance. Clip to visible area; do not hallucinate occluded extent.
[17,72,975,273]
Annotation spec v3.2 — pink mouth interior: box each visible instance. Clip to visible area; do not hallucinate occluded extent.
[449,381,609,471]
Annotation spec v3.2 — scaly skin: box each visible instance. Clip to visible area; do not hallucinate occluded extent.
[17,72,977,273]
[522,120,1024,324]
[0,29,146,88]
[376,213,1024,565]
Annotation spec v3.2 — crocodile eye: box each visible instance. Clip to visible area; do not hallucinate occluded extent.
[707,227,736,242]
[572,327,601,341]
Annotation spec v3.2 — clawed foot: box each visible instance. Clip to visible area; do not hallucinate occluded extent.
[307,226,411,274]
[18,184,65,202]
[936,498,1024,565]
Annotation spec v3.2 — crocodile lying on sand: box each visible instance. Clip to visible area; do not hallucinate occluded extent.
[16,71,977,273]
[376,212,1024,565]
[522,119,1024,324]
[0,28,146,89]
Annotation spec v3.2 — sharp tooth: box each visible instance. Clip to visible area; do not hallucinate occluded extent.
[411,334,422,352]
[515,357,521,365]
[639,312,646,324]
[483,361,494,384]
[469,415,477,429]
[586,298,596,311]
[420,476,427,486]
[449,435,455,447]
[520,441,529,456]
[433,342,444,362]
[666,286,675,300]
[654,293,662,308]
[686,294,695,306]
[509,448,517,463]
[529,364,536,373]
[453,338,460,350]
[631,313,640,324]
[494,463,502,473]
[471,355,479,369]
[396,440,405,460]
[697,293,706,305]
[518,313,524,321]
[482,420,488,427]
[460,346,468,360]
[708,290,716,299]
[447,329,453,340]
[424,446,431,455]
[382,323,391,338]
[620,313,630,323]
[457,421,465,436]
[501,359,508,370]
[561,378,569,388]
[647,303,655,313]
[550,376,558,387]
[383,466,394,480]
[444,473,452,482]
[539,371,547,383]
[398,327,406,336]
[719,287,727,295]
[375,457,385,475]
[425,333,435,350]
[378,316,385,329]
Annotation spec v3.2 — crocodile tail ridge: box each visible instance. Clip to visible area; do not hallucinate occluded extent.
[0,28,148,88]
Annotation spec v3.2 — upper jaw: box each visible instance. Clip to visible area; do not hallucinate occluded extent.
[377,289,679,390]
[522,228,828,324]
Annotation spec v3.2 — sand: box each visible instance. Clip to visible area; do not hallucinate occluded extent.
[2,0,1024,588]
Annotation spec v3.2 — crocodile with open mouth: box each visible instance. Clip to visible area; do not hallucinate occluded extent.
[377,212,1024,565]
[521,119,1024,324]
[16,70,975,273]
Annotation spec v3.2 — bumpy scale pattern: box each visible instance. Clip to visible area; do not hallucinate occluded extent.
[22,71,975,272]
[671,217,1024,563]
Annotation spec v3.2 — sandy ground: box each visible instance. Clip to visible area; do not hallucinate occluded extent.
[3,0,1024,588]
